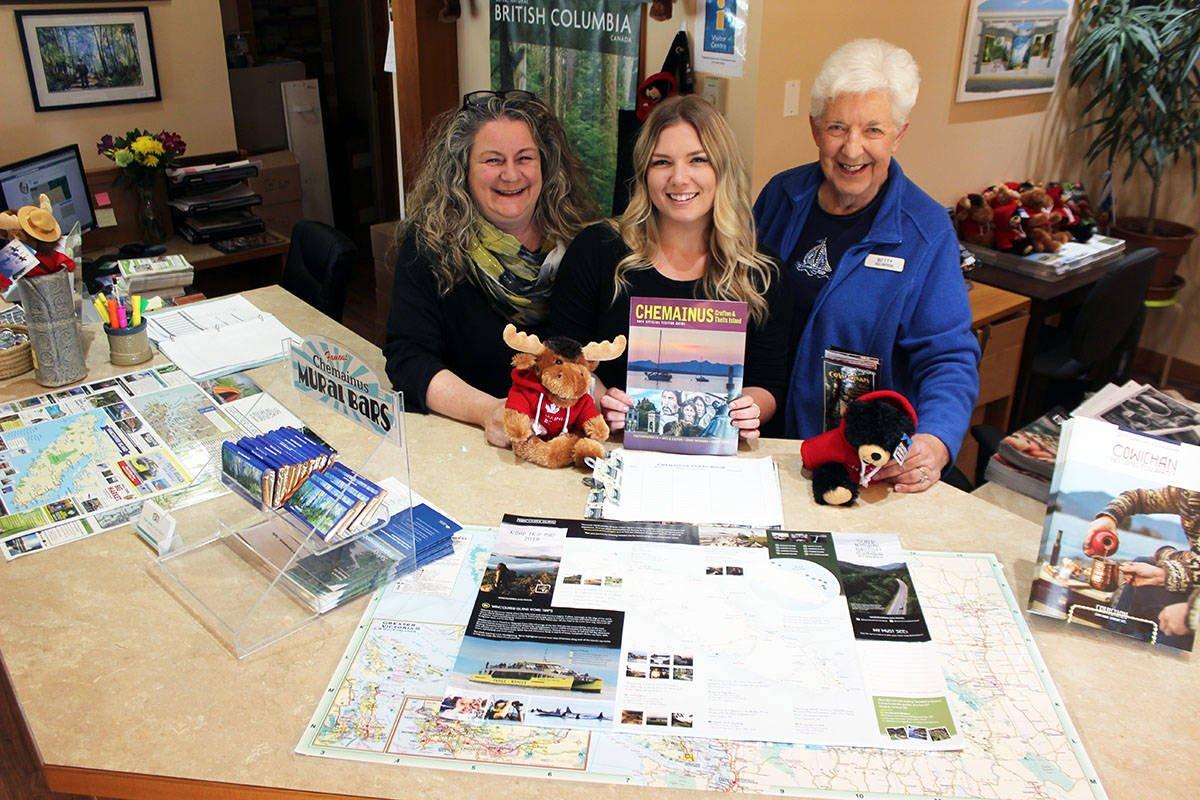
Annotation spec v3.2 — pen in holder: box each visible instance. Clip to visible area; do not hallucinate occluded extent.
[105,320,152,366]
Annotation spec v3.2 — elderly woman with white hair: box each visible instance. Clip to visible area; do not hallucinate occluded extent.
[754,38,979,494]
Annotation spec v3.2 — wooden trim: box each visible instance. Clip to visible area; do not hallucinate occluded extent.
[1134,347,1200,387]
[392,0,459,191]
[44,764,394,800]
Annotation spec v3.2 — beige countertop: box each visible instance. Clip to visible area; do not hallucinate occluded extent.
[0,286,1192,799]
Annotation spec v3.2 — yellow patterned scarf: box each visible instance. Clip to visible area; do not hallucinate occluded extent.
[466,219,564,328]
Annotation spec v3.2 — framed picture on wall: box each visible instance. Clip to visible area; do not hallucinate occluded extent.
[15,7,161,112]
[956,0,1073,103]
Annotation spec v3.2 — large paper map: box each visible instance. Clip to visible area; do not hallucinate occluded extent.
[0,365,237,559]
[297,529,1107,799]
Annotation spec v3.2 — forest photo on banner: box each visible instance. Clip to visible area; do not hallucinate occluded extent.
[491,0,642,212]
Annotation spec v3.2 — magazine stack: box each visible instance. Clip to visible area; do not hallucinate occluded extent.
[1028,416,1200,651]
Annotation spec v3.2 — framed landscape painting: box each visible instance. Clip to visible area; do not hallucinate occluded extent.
[15,7,161,112]
[956,0,1073,103]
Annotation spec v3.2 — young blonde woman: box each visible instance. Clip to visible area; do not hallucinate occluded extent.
[551,95,790,440]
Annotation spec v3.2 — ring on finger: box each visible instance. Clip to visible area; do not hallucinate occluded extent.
[918,467,929,483]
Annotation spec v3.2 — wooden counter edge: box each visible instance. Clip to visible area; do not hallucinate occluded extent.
[45,764,392,800]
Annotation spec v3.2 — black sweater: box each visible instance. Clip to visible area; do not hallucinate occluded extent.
[549,223,792,407]
[384,232,540,411]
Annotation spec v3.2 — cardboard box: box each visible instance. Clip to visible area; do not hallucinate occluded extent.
[228,61,306,153]
[255,200,303,238]
[248,150,302,205]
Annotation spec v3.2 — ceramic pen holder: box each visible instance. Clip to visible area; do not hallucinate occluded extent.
[105,321,153,366]
[17,270,88,387]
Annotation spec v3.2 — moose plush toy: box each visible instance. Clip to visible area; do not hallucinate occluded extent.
[799,390,918,506]
[502,324,626,468]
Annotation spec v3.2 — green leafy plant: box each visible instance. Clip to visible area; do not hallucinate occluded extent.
[1069,0,1200,233]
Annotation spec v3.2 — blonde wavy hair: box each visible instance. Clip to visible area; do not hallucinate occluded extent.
[401,93,597,295]
[614,95,775,323]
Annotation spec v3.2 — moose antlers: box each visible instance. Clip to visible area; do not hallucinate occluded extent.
[581,335,626,362]
[502,324,626,362]
[502,324,543,354]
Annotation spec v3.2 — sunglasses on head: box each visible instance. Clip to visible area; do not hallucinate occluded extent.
[461,89,537,109]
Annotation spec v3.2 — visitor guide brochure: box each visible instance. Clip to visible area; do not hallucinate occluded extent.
[438,515,962,750]
[1028,416,1199,652]
[623,297,747,455]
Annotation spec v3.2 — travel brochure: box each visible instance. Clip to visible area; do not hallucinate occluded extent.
[623,296,747,456]
[1028,416,1199,651]
[234,479,459,614]
[437,515,961,750]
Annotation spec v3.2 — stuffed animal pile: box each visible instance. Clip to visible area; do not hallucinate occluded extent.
[954,180,1097,255]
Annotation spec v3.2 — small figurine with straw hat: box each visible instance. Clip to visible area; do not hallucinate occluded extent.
[10,194,74,277]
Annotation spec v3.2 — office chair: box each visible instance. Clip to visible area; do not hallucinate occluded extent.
[1024,247,1160,415]
[282,220,357,322]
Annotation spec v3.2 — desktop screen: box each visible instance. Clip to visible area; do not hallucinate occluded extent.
[0,144,97,234]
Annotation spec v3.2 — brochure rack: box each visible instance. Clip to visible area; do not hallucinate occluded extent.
[151,336,415,658]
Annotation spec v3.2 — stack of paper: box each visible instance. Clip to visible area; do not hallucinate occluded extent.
[586,448,784,528]
[117,254,194,299]
[145,294,302,380]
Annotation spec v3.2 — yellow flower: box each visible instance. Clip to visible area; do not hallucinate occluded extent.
[144,155,159,167]
[130,136,164,156]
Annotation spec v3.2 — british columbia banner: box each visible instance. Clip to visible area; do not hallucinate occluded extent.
[491,0,643,212]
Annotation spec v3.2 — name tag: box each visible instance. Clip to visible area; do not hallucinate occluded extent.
[865,254,905,272]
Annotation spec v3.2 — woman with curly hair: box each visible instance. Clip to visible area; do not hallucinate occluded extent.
[385,91,597,446]
[550,95,790,441]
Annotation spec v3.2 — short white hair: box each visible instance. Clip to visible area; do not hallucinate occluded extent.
[810,39,920,126]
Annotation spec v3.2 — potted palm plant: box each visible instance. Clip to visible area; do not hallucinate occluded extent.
[1069,0,1200,297]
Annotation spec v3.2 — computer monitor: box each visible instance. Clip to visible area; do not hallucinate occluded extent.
[0,144,97,234]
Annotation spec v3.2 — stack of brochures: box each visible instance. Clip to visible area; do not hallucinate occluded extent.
[234,482,459,613]
[983,407,1067,502]
[964,235,1125,281]
[1027,416,1200,652]
[984,382,1200,501]
[222,427,392,543]
[116,254,194,300]
[145,294,302,380]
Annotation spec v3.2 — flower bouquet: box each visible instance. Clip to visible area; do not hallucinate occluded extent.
[96,128,187,244]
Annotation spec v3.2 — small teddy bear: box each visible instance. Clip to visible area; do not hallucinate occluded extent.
[799,390,918,506]
[502,324,626,469]
[954,193,995,248]
[1019,185,1072,253]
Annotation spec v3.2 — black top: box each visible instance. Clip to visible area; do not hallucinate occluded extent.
[783,181,887,336]
[549,223,792,407]
[384,231,542,411]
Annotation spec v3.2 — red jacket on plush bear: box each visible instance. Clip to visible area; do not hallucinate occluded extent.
[799,390,918,485]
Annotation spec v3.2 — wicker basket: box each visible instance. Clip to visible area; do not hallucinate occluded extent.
[0,324,34,379]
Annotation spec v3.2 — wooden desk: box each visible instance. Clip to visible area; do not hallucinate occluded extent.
[969,262,1129,427]
[0,286,1193,800]
[960,282,1030,479]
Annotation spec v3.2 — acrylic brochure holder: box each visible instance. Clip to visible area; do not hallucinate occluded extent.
[150,335,415,659]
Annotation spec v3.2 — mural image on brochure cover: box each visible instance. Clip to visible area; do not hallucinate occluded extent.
[623,297,747,456]
[1028,416,1200,652]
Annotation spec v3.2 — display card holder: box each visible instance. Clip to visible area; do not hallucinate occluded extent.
[150,335,415,659]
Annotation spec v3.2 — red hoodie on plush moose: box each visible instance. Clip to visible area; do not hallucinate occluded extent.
[502,324,626,469]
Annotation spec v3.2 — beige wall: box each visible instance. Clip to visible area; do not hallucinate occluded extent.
[0,1,236,172]
[460,1,1198,363]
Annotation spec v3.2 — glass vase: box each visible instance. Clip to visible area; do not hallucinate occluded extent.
[134,182,165,245]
